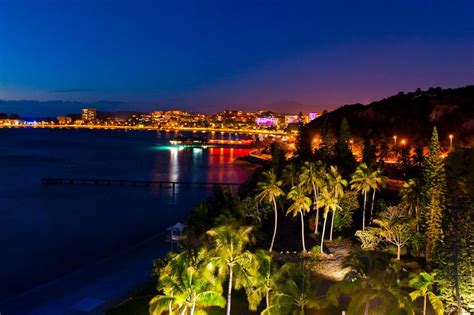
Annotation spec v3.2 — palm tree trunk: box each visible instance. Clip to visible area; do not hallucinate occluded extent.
[314,207,320,234]
[312,182,319,234]
[329,210,335,241]
[370,189,376,223]
[320,213,328,254]
[265,288,270,309]
[364,300,370,315]
[397,244,401,260]
[329,186,338,240]
[169,289,173,314]
[300,211,306,252]
[227,268,233,315]
[423,294,427,315]
[269,198,278,252]
[362,191,367,231]
[190,300,196,315]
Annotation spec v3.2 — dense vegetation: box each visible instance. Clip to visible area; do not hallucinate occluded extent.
[304,85,474,147]
[144,120,473,314]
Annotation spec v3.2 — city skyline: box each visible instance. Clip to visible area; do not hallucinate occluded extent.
[1,1,473,116]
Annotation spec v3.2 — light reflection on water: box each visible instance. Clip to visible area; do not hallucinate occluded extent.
[0,128,252,300]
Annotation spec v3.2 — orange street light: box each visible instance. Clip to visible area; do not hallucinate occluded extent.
[449,134,453,149]
[393,135,397,146]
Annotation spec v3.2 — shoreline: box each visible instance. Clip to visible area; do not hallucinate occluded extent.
[0,124,287,136]
[0,228,169,314]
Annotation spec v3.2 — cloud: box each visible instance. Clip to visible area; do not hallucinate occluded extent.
[52,88,93,93]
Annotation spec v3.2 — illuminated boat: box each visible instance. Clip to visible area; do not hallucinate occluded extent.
[169,136,208,148]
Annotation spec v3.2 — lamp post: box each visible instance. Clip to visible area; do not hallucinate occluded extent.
[349,139,353,150]
[393,135,397,146]
[401,139,406,147]
[449,134,453,150]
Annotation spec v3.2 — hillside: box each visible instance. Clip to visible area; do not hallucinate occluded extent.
[308,86,474,146]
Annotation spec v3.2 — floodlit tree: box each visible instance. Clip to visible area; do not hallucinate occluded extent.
[327,253,414,315]
[355,228,380,251]
[150,249,226,315]
[206,225,256,315]
[246,250,280,312]
[300,161,324,234]
[373,206,415,260]
[351,163,373,231]
[409,272,444,315]
[257,170,284,252]
[400,178,422,231]
[325,165,347,240]
[287,184,312,252]
[422,127,447,262]
[368,167,387,223]
[271,262,323,314]
[317,187,341,254]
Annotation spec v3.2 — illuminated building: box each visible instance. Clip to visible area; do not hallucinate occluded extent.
[255,116,278,127]
[284,115,300,125]
[308,112,318,122]
[57,116,72,125]
[81,108,97,123]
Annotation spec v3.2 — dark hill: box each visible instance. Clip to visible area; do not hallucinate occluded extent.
[307,86,474,146]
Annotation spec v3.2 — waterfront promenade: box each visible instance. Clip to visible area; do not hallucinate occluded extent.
[0,123,288,136]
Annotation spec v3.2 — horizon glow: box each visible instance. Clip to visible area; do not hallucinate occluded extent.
[0,0,473,116]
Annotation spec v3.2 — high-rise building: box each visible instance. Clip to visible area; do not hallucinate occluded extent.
[81,108,97,123]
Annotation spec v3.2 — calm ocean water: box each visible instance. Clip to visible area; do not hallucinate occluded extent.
[0,128,251,300]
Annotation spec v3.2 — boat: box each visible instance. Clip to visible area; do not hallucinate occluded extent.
[169,135,208,148]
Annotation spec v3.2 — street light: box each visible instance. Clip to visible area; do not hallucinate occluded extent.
[349,139,353,150]
[401,139,406,147]
[449,134,453,149]
[393,135,397,146]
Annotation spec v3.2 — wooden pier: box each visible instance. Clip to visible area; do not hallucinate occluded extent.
[41,177,243,193]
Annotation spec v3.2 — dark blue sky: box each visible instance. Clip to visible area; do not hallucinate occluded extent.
[0,0,473,116]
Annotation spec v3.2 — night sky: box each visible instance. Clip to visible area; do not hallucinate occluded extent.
[0,0,473,116]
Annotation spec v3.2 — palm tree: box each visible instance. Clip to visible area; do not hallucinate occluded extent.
[206,225,256,315]
[246,250,280,312]
[300,161,325,234]
[282,162,298,189]
[351,163,373,231]
[409,272,444,315]
[287,184,312,252]
[271,262,323,314]
[325,166,347,240]
[257,170,284,252]
[150,249,225,315]
[316,187,341,254]
[400,178,422,231]
[368,168,387,223]
[326,253,415,315]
